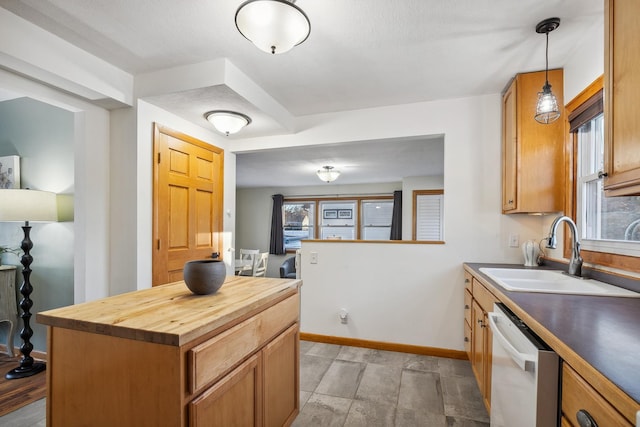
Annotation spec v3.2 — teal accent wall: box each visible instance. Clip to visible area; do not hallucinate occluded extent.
[0,96,74,352]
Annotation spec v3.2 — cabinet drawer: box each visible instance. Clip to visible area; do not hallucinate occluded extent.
[464,271,472,293]
[463,320,471,358]
[189,294,299,394]
[464,289,472,326]
[562,363,633,427]
[472,278,498,313]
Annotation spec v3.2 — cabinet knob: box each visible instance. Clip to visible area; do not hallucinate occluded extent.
[464,337,469,342]
[508,199,513,204]
[465,278,470,283]
[465,304,470,309]
[576,409,598,427]
[597,171,608,179]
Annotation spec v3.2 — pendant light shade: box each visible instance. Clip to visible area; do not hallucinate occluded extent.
[534,17,561,124]
[235,0,310,55]
[205,110,251,136]
[316,166,340,183]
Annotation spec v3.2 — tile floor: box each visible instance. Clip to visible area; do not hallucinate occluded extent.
[0,341,489,427]
[295,341,489,427]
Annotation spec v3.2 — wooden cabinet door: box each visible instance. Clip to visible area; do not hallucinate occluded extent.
[263,325,299,427]
[471,299,485,394]
[190,354,262,427]
[482,311,493,411]
[604,0,640,196]
[502,78,517,211]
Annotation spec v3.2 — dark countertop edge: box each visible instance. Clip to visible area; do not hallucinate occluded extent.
[464,262,640,415]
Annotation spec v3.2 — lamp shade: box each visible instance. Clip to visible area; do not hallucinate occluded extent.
[0,189,58,222]
[205,110,251,136]
[316,166,340,183]
[235,0,310,55]
[534,83,560,124]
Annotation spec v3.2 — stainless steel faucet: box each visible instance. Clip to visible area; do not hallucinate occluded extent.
[546,215,583,277]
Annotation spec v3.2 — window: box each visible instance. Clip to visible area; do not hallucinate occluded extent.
[319,200,356,240]
[413,190,444,241]
[360,200,394,240]
[567,76,640,270]
[575,110,640,254]
[283,201,315,250]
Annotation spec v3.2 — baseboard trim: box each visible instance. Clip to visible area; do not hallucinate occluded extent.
[300,332,468,360]
[0,345,47,362]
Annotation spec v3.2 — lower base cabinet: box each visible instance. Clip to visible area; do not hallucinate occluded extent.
[44,285,301,427]
[561,363,633,427]
[190,325,299,427]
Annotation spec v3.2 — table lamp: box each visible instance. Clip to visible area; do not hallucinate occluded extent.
[0,189,57,379]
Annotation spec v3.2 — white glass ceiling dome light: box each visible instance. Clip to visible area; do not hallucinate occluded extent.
[235,0,310,55]
[534,17,561,124]
[317,166,340,183]
[205,110,252,136]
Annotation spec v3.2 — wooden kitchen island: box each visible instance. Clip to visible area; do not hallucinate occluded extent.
[37,275,302,427]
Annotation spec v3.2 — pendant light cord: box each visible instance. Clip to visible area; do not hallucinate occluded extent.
[545,32,549,85]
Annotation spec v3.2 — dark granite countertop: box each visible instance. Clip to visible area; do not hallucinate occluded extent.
[464,262,640,419]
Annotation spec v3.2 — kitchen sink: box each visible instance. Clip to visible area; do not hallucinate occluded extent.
[479,268,640,297]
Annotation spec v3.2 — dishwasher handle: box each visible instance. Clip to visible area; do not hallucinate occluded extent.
[488,312,535,371]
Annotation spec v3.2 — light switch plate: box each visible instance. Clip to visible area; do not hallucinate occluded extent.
[310,252,318,264]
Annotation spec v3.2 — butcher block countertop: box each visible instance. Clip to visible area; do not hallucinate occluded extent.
[37,276,301,347]
[465,262,640,422]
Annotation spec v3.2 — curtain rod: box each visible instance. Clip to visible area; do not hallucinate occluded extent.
[282,192,395,199]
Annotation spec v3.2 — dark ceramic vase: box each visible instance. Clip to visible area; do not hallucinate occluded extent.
[183,259,226,295]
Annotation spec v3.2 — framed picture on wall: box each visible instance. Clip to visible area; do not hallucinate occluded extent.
[338,209,352,219]
[323,209,338,219]
[0,155,20,189]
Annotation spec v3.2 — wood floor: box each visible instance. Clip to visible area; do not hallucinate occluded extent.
[0,353,46,426]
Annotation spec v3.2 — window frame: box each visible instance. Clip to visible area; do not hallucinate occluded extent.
[412,189,445,242]
[282,195,394,251]
[564,75,640,273]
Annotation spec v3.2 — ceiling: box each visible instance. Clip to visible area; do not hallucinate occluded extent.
[0,0,603,187]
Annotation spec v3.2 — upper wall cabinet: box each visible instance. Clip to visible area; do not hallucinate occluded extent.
[604,0,640,196]
[501,69,565,214]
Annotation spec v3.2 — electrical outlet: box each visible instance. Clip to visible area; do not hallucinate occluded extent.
[509,234,519,248]
[310,252,318,264]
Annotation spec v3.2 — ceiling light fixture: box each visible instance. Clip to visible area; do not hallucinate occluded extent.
[534,17,561,124]
[316,165,340,183]
[235,0,310,55]
[204,110,251,136]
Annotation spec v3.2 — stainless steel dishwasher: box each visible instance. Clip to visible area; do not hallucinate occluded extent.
[488,303,560,427]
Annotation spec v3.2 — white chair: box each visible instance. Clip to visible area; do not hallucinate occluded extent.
[237,248,259,276]
[253,252,269,277]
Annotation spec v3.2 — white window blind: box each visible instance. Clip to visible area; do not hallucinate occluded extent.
[415,193,444,241]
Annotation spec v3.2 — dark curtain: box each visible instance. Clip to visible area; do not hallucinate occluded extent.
[269,194,285,254]
[390,190,402,240]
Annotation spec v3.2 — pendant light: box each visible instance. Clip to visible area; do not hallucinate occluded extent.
[204,110,251,136]
[316,166,340,183]
[534,17,561,124]
[235,0,310,55]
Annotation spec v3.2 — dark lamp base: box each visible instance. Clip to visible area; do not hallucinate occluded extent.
[5,361,46,380]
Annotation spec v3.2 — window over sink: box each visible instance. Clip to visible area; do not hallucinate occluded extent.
[566,76,640,269]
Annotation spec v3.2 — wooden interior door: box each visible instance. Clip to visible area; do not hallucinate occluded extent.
[153,124,224,286]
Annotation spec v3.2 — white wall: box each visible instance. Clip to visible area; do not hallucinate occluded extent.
[233,94,547,351]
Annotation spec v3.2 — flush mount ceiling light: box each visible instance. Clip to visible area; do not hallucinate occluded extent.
[204,110,252,136]
[235,0,310,55]
[316,165,340,183]
[534,17,561,124]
